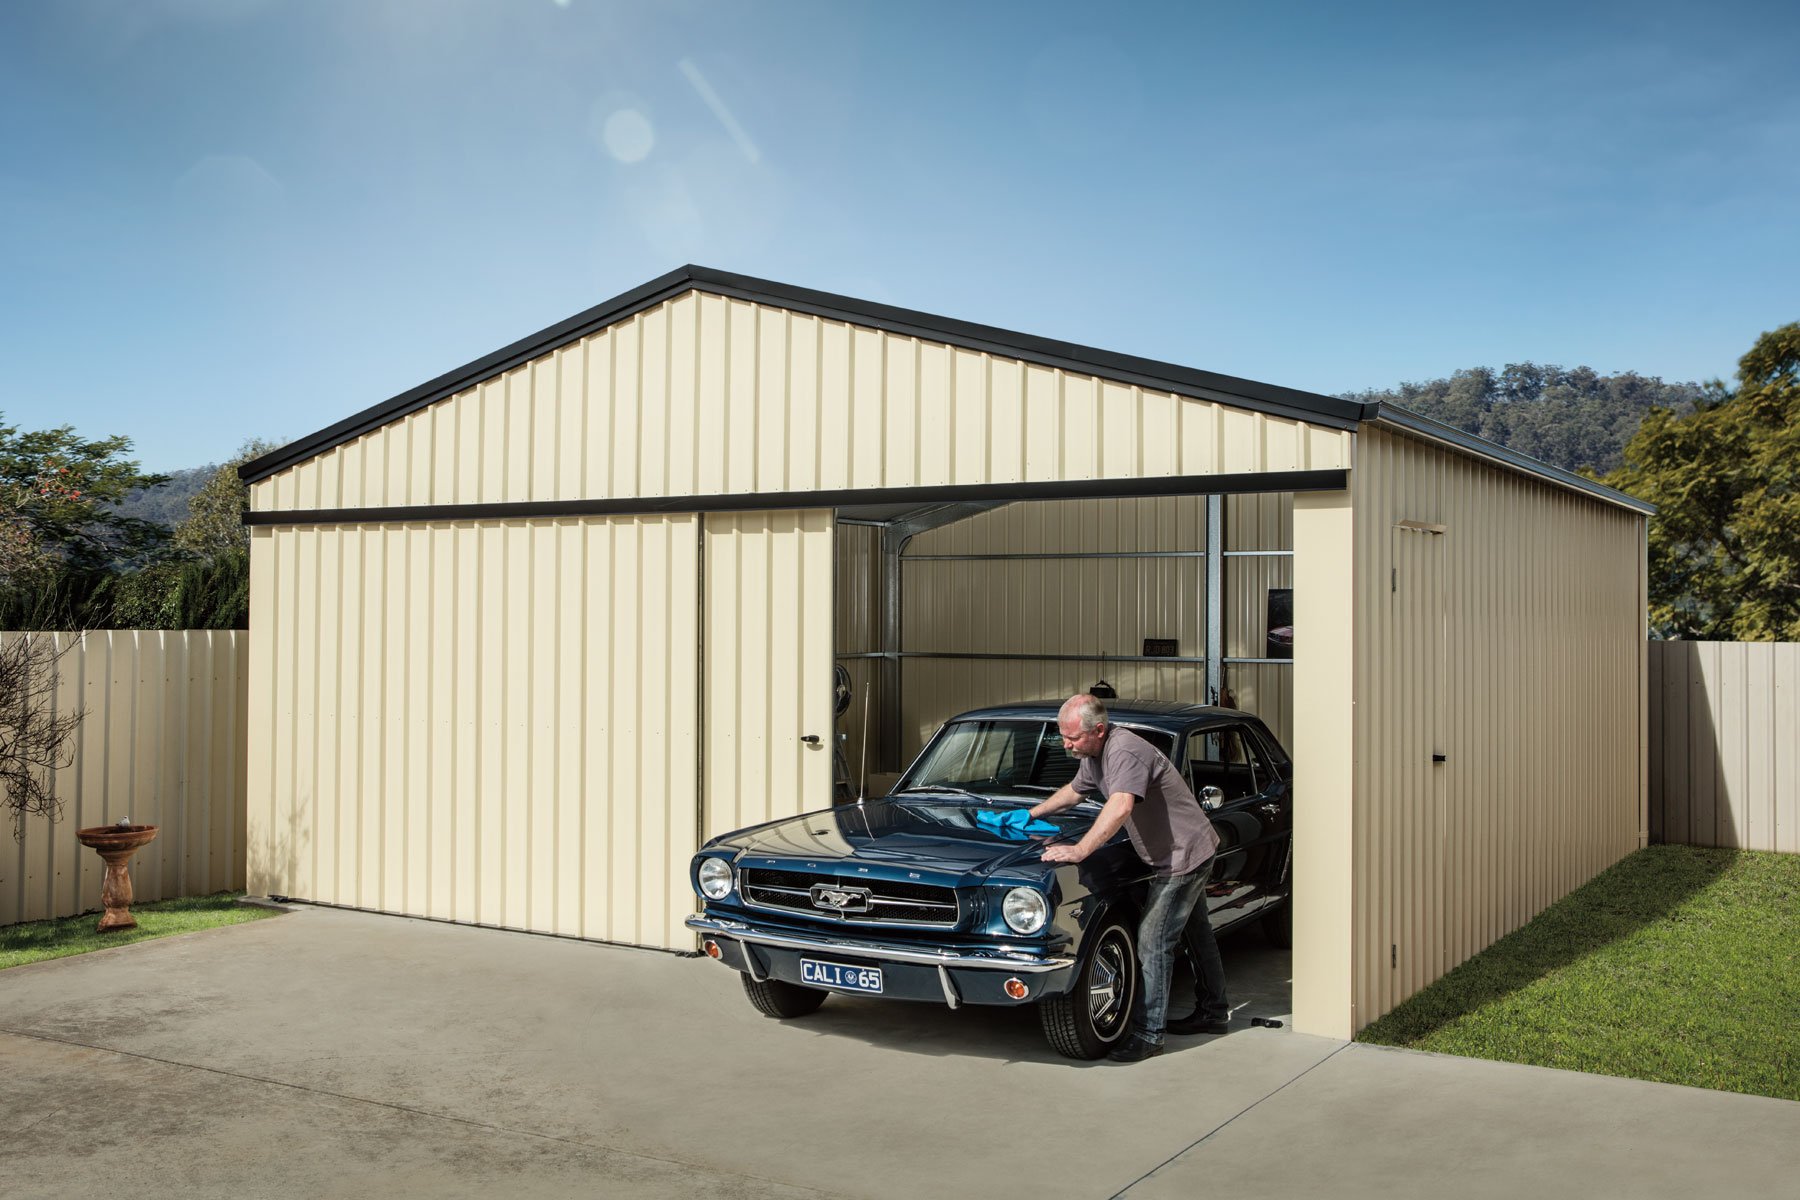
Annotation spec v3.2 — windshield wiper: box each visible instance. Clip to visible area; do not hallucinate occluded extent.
[896,784,994,804]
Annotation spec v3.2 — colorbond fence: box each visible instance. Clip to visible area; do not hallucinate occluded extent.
[1649,640,1799,853]
[1,630,247,927]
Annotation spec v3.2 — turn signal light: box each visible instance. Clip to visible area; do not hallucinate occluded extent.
[1003,978,1029,1000]
[704,940,722,959]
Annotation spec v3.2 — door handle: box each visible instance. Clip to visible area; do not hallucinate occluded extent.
[1432,754,1446,763]
[801,735,821,745]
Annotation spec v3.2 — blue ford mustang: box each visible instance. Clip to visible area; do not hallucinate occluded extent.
[687,701,1293,1059]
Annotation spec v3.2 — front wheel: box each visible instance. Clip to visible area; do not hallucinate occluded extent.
[741,973,827,1019]
[1039,920,1138,1059]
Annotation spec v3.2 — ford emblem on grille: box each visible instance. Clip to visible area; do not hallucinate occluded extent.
[810,884,872,913]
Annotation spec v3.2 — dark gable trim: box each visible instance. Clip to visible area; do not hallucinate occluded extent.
[240,265,1373,485]
[243,469,1350,527]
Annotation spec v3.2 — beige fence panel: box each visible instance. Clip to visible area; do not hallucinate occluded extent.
[1649,640,1799,853]
[1,630,247,927]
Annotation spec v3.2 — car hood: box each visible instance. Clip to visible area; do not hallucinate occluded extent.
[714,793,1088,880]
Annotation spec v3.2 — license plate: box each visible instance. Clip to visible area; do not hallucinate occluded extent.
[800,958,884,994]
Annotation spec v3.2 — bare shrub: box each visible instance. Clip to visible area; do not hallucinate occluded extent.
[0,634,84,839]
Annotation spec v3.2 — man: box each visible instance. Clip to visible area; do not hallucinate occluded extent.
[1029,693,1231,1062]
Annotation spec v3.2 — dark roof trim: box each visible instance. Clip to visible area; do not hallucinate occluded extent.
[242,469,1350,528]
[1369,406,1656,516]
[239,265,1372,485]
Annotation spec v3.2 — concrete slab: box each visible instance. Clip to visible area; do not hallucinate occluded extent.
[2,904,1793,1199]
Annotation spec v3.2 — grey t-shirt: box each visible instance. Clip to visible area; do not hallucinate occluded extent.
[1073,726,1219,876]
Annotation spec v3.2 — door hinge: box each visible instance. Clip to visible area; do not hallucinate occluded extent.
[1391,567,1397,593]
[1391,943,1397,969]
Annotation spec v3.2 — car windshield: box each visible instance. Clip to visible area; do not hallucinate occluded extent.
[900,719,1175,799]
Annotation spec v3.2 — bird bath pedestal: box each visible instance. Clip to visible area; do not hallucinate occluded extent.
[74,825,159,932]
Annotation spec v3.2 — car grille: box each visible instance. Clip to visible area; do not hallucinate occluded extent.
[740,868,961,928]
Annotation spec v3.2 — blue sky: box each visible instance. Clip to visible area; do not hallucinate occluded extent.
[3,0,1796,473]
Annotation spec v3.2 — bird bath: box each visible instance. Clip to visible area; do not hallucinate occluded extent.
[74,824,159,932]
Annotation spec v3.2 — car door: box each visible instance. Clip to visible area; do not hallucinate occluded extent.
[1183,724,1287,918]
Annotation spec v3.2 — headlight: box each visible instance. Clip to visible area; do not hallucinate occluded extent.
[1002,888,1048,934]
[697,857,734,900]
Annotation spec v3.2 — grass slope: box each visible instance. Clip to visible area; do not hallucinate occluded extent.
[1358,846,1799,1101]
[1,892,278,970]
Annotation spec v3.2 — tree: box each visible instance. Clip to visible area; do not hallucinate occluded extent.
[1345,364,1704,475]
[172,438,278,559]
[0,419,167,588]
[0,634,84,839]
[1605,323,1800,640]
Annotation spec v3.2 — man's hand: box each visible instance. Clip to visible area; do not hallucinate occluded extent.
[1041,842,1089,864]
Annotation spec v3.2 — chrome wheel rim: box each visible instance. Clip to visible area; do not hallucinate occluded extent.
[1087,931,1131,1035]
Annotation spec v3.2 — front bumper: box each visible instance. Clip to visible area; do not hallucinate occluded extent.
[686,914,1077,1008]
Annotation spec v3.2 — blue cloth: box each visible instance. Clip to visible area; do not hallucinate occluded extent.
[974,809,1059,840]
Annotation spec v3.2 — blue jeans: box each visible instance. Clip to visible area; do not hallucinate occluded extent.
[1135,861,1230,1043]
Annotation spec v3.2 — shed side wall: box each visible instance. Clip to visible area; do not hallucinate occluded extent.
[1350,426,1646,1028]
[250,293,1353,514]
[246,516,700,949]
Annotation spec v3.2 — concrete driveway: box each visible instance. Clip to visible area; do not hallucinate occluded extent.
[3,904,1795,1199]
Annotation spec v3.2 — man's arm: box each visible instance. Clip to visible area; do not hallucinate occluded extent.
[1027,784,1082,820]
[1041,791,1136,863]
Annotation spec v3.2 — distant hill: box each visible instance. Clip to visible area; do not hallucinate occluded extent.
[1342,364,1708,476]
[115,464,216,528]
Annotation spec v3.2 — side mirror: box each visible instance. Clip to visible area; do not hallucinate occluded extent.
[1200,785,1225,811]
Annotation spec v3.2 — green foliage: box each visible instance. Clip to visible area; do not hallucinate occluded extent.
[1604,323,1800,640]
[1359,847,1800,1102]
[0,430,269,631]
[0,892,278,966]
[1345,364,1703,475]
[173,439,277,559]
[0,419,167,584]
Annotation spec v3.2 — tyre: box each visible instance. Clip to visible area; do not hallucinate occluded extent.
[1262,898,1292,949]
[1039,919,1137,1059]
[740,972,828,1019]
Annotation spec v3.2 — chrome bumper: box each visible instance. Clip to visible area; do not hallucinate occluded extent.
[685,914,1074,974]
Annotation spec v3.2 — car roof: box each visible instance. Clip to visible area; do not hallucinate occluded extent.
[942,700,1258,735]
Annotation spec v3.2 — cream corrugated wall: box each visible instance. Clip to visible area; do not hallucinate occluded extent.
[1346,426,1646,1028]
[1649,641,1800,852]
[2,631,246,927]
[251,293,1352,513]
[895,496,1295,760]
[246,516,700,949]
[703,510,836,836]
[834,523,884,791]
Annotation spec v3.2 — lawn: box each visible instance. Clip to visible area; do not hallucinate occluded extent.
[1,892,279,970]
[1357,845,1800,1102]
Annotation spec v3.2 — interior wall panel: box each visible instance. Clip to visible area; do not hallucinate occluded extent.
[834,523,885,795]
[250,294,1354,514]
[246,516,700,951]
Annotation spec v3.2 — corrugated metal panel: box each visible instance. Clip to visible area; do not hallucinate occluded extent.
[246,516,700,950]
[834,523,884,794]
[703,510,836,834]
[250,294,1354,513]
[893,496,1296,761]
[1648,641,1799,853]
[1344,426,1646,1029]
[1,631,246,927]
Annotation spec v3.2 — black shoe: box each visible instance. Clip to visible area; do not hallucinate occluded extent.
[1107,1034,1165,1063]
[1166,1011,1231,1036]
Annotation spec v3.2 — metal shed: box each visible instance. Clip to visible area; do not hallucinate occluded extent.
[241,266,1649,1037]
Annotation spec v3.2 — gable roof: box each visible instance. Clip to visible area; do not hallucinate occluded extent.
[239,265,1370,486]
[237,264,1651,516]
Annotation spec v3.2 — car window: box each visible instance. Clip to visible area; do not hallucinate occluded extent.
[903,719,1175,797]
[1185,726,1267,802]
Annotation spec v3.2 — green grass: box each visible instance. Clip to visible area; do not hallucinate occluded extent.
[0,891,280,970]
[1358,845,1800,1101]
